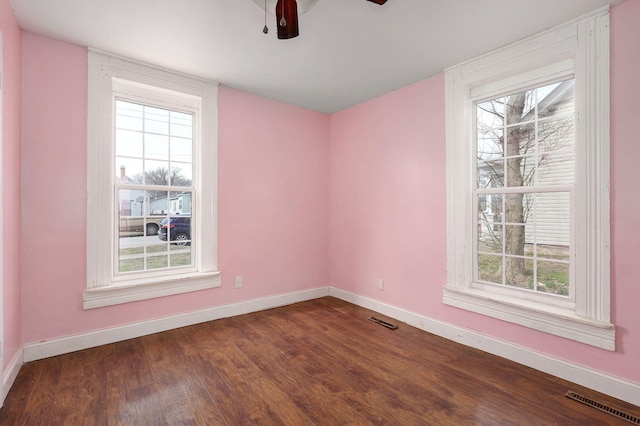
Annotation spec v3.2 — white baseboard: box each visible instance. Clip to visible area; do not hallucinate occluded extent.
[2,346,24,405]
[23,287,329,363]
[329,286,640,407]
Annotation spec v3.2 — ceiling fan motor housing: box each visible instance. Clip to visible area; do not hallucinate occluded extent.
[276,0,299,39]
[255,0,387,40]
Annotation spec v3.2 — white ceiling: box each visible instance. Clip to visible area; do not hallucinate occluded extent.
[10,0,622,113]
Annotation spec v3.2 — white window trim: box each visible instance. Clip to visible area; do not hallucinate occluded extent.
[85,50,220,309]
[443,8,614,350]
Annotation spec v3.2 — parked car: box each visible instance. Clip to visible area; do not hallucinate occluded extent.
[158,216,191,246]
[119,215,165,236]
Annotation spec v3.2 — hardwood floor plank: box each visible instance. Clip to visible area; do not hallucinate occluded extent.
[230,337,373,424]
[1,297,638,425]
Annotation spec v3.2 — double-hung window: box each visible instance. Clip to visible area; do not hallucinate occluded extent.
[85,51,220,309]
[443,8,614,349]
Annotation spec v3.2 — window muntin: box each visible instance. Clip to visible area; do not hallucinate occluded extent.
[474,79,574,298]
[115,99,195,276]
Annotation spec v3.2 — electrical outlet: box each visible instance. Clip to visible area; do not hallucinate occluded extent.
[234,276,243,288]
[377,279,384,290]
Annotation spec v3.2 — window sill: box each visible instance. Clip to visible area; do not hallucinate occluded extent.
[83,271,222,309]
[443,286,615,350]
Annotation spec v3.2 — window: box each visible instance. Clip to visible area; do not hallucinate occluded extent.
[85,51,220,309]
[443,9,614,349]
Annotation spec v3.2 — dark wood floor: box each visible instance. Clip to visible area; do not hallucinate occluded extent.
[1,297,638,425]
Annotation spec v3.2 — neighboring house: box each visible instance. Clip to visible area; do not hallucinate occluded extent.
[150,192,192,215]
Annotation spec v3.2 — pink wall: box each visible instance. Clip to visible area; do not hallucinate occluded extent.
[329,0,640,384]
[20,32,329,343]
[1,0,22,371]
[218,88,330,295]
[609,0,640,376]
[329,77,446,315]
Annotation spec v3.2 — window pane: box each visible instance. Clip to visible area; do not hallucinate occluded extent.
[145,106,169,134]
[505,257,534,289]
[538,150,574,186]
[505,156,525,187]
[535,192,570,248]
[538,116,574,153]
[505,224,527,256]
[477,98,505,129]
[145,133,169,161]
[477,192,503,220]
[115,101,143,131]
[504,193,526,224]
[171,164,192,187]
[505,88,536,126]
[145,160,170,185]
[476,98,504,189]
[115,129,143,158]
[119,188,146,220]
[170,245,192,267]
[522,192,535,223]
[477,160,504,188]
[477,253,502,284]
[477,228,502,254]
[538,116,575,186]
[170,191,191,215]
[171,137,192,163]
[146,252,169,270]
[519,155,536,187]
[515,126,536,155]
[170,117,193,138]
[150,191,169,215]
[116,157,143,185]
[478,193,503,253]
[477,128,504,162]
[536,261,569,295]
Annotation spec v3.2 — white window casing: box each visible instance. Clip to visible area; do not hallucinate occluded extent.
[443,8,614,349]
[85,50,220,309]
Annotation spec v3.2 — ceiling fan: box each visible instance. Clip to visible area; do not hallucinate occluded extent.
[252,0,388,39]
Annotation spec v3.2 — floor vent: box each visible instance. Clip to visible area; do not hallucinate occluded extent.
[368,316,398,330]
[565,391,640,425]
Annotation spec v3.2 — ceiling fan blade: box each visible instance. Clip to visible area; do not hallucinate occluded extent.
[366,0,388,4]
[276,0,300,39]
